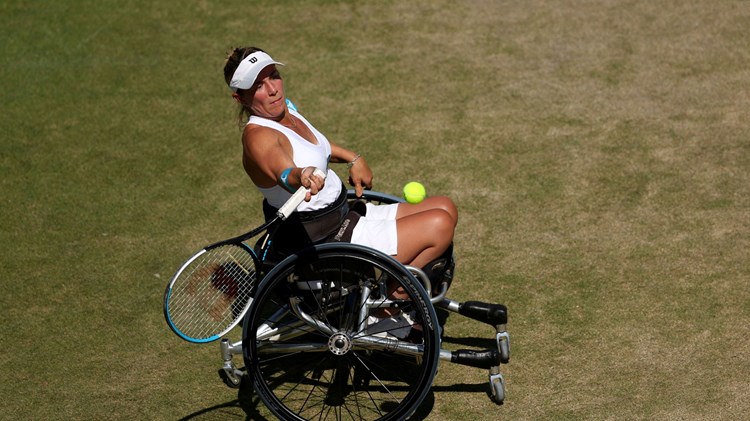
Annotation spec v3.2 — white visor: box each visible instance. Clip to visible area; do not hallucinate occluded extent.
[229,51,284,92]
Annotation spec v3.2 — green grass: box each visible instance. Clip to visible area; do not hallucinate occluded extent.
[2,0,749,419]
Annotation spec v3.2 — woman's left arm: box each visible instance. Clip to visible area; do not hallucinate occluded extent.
[330,143,373,197]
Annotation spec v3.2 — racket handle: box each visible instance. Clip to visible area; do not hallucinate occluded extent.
[277,168,327,220]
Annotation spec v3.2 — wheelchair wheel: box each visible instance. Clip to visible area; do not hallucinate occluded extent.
[243,243,440,421]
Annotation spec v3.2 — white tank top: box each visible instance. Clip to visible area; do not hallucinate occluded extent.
[247,110,342,211]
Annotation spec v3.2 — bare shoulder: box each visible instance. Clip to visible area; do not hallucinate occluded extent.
[243,124,283,148]
[243,123,275,142]
[242,123,292,160]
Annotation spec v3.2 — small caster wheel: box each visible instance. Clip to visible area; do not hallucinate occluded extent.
[488,372,505,404]
[219,368,242,389]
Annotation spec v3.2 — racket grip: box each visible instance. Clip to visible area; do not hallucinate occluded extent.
[277,168,326,220]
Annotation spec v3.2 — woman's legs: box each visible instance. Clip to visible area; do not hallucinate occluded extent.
[392,196,457,268]
[358,196,457,319]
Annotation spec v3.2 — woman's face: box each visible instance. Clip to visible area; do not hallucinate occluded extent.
[240,65,286,119]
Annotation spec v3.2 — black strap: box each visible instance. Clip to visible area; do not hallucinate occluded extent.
[262,184,349,253]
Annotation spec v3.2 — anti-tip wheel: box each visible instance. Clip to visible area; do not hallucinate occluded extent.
[489,372,505,404]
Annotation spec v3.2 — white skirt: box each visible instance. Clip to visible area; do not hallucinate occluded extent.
[350,202,399,255]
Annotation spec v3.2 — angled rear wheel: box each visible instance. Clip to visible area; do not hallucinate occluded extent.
[243,243,440,421]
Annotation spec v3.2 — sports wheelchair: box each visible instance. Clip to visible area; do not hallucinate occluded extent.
[214,190,511,420]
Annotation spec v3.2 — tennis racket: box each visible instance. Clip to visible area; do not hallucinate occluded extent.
[164,169,325,343]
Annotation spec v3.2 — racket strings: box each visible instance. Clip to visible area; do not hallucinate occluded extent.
[169,245,257,339]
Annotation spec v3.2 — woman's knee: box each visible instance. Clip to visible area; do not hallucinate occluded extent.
[394,207,455,265]
[397,208,454,245]
[427,208,455,244]
[429,196,458,227]
[414,196,457,226]
[442,197,459,226]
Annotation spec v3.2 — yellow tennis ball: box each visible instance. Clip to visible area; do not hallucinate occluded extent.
[403,181,426,204]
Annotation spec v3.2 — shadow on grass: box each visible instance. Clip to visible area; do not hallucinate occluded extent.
[176,371,495,420]
[176,383,271,420]
[176,399,251,420]
[232,381,438,421]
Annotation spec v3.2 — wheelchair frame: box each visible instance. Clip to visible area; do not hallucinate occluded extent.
[214,190,511,420]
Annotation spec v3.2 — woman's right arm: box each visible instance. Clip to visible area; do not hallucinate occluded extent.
[241,126,324,196]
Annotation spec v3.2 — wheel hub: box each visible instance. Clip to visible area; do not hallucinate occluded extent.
[327,332,352,355]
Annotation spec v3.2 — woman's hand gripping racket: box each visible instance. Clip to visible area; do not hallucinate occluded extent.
[163,169,326,343]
